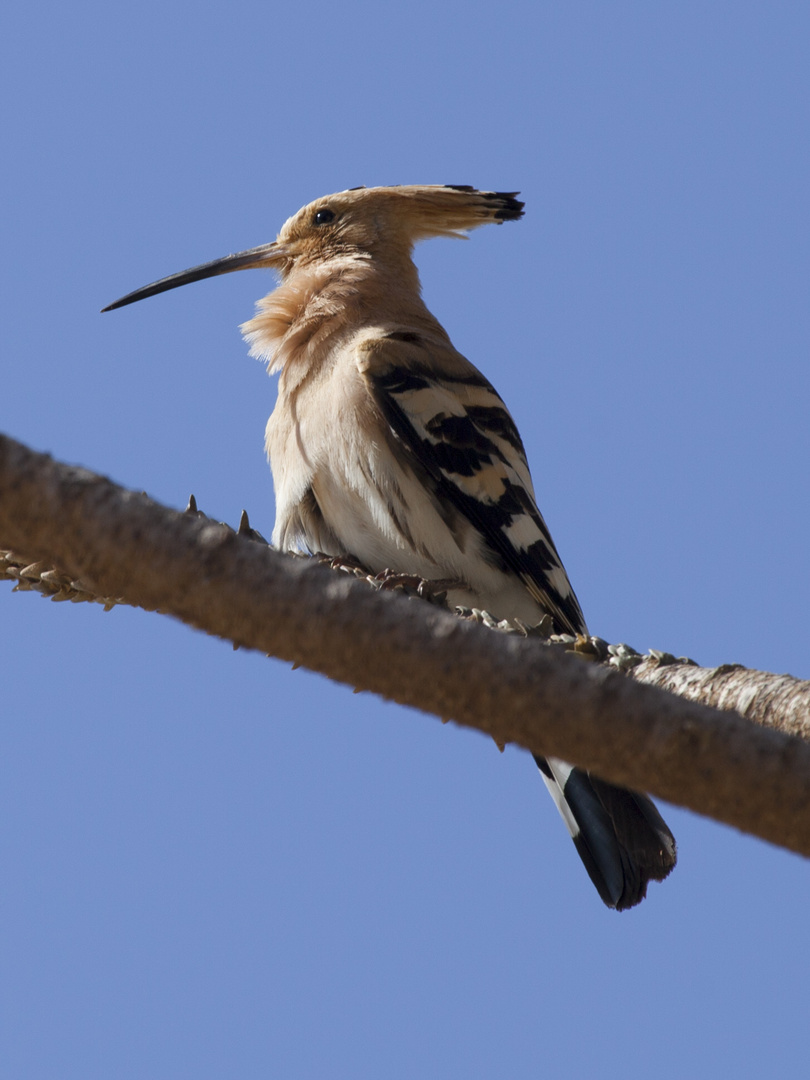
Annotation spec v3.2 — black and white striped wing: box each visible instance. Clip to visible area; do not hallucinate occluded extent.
[357,332,586,636]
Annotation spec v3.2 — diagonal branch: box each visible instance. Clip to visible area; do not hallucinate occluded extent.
[2,430,810,857]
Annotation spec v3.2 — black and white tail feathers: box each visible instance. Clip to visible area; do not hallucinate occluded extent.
[534,756,676,911]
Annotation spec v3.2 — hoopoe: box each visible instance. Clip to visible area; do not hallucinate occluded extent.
[103,185,676,909]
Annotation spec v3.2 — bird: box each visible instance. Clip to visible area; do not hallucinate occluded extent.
[103,184,677,910]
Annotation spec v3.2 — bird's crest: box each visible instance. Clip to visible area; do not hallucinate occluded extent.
[278,185,524,257]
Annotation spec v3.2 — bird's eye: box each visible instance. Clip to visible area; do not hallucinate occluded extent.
[313,207,336,226]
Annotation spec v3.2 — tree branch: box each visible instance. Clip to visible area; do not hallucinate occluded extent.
[2,430,809,857]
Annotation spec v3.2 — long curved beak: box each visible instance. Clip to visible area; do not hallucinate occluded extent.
[101,240,287,312]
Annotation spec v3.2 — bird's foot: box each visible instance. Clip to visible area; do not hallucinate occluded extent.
[372,570,462,606]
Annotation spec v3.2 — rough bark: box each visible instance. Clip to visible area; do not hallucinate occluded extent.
[2,431,809,857]
[632,660,810,742]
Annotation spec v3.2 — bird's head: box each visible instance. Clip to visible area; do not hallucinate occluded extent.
[101,186,524,312]
[274,185,524,269]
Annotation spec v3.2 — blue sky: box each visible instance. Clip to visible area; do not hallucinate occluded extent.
[2,2,809,1077]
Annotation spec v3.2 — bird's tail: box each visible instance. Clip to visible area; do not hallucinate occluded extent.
[534,755,676,910]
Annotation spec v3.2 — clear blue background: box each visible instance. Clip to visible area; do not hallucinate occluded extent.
[2,3,809,1077]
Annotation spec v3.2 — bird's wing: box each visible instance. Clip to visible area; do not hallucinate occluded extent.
[356,330,586,635]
